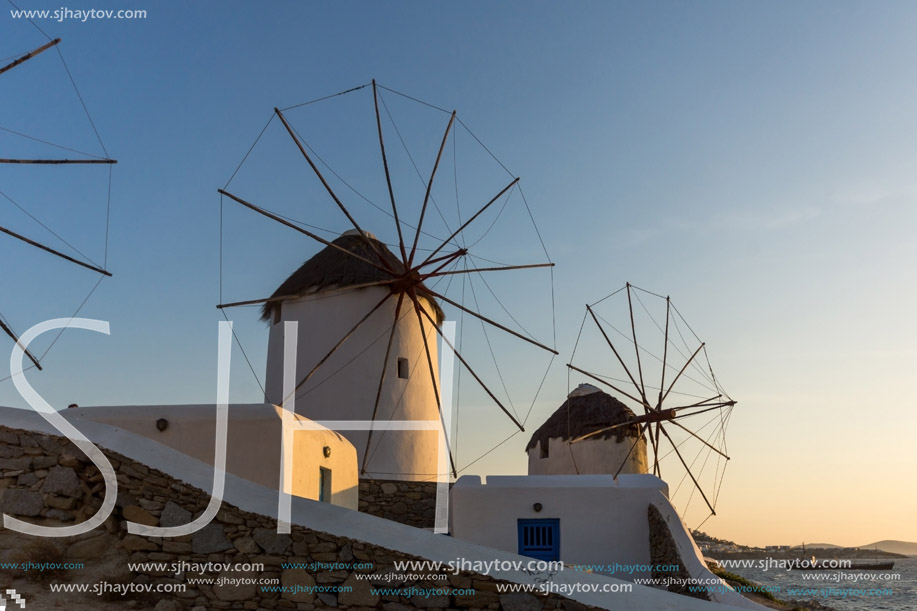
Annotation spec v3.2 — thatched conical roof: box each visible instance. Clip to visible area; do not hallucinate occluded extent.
[261,231,443,322]
[526,384,643,452]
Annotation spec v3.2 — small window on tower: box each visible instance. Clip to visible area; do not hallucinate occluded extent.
[273,304,282,325]
[540,440,549,459]
[397,357,409,379]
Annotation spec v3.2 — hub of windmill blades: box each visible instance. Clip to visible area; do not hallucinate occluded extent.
[216,80,558,481]
[566,282,737,525]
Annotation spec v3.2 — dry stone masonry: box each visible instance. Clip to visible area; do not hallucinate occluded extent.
[0,425,597,610]
[357,480,438,529]
[646,504,709,601]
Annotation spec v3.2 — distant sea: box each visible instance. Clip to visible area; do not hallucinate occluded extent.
[729,556,916,611]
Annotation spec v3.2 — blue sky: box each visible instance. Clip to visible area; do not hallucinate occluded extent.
[2,1,916,547]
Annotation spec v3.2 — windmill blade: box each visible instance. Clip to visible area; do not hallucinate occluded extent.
[658,424,716,515]
[425,262,554,278]
[218,189,393,275]
[0,158,116,164]
[361,293,407,476]
[587,305,649,408]
[0,225,111,276]
[657,296,671,408]
[291,291,394,398]
[216,280,397,310]
[659,341,706,404]
[418,176,519,268]
[421,249,467,277]
[273,108,394,273]
[668,418,730,460]
[626,283,649,406]
[0,317,42,370]
[565,364,646,407]
[371,80,407,263]
[652,422,662,476]
[613,423,649,479]
[408,293,457,477]
[670,403,737,421]
[408,111,456,267]
[568,416,643,444]
[426,287,557,354]
[417,304,524,431]
[0,38,60,76]
[669,400,736,413]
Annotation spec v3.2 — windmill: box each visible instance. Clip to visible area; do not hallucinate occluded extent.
[216,81,557,483]
[567,283,735,525]
[1,35,115,373]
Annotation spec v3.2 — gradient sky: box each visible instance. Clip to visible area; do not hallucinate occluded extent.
[1,1,916,548]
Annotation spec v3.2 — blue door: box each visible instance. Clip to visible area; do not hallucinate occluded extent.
[518,519,560,561]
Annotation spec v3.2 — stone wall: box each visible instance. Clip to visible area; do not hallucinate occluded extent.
[0,425,596,611]
[357,479,438,529]
[646,504,709,601]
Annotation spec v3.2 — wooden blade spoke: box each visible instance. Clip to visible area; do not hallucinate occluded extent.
[0,225,111,276]
[216,280,397,310]
[0,158,116,164]
[423,262,555,278]
[586,306,650,409]
[652,423,662,476]
[421,249,467,277]
[426,287,557,354]
[659,342,706,405]
[658,425,716,515]
[0,318,42,370]
[0,38,60,76]
[273,108,394,273]
[361,293,406,475]
[292,292,394,397]
[372,80,407,263]
[417,304,524,432]
[569,417,641,444]
[668,403,736,420]
[408,111,456,267]
[665,395,724,410]
[658,296,670,409]
[613,423,648,479]
[409,294,457,477]
[626,283,649,407]
[218,189,393,275]
[565,364,646,406]
[418,177,519,268]
[416,249,467,275]
[668,419,730,460]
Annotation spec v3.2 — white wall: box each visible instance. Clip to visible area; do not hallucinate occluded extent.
[449,474,763,610]
[264,287,442,482]
[65,403,358,509]
[450,474,668,581]
[528,436,648,475]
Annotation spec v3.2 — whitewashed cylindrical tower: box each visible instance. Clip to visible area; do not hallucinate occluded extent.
[264,230,442,486]
[527,384,648,476]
